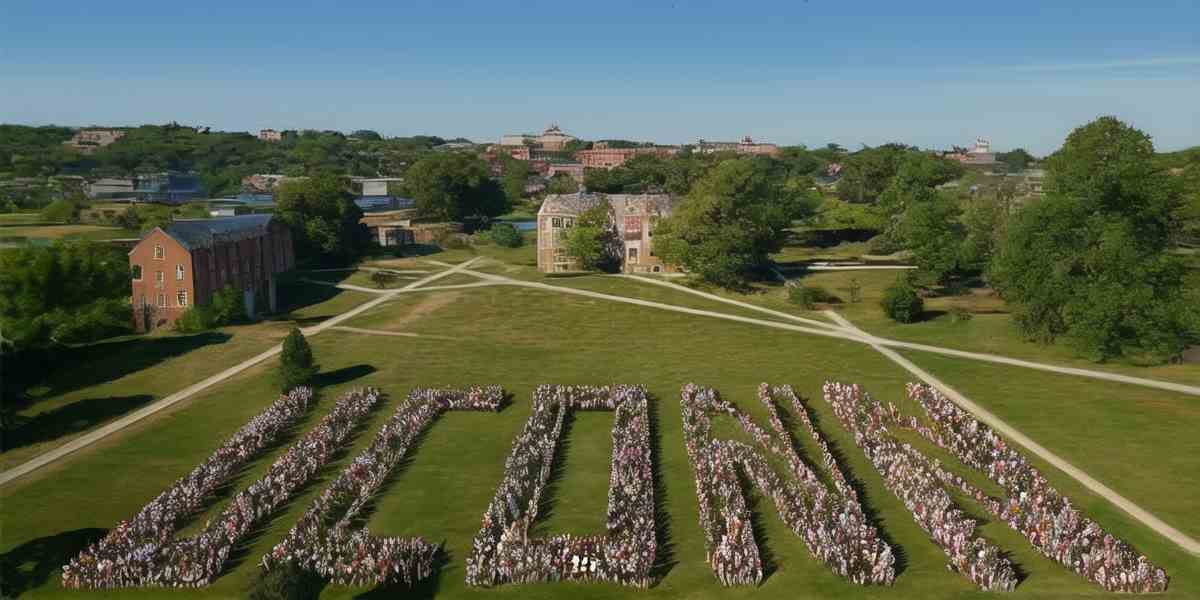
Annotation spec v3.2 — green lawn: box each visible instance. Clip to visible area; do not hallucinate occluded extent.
[3,282,1198,599]
[0,287,375,471]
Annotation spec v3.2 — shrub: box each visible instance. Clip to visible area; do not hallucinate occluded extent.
[865,233,902,256]
[488,222,524,248]
[880,277,923,323]
[279,327,318,392]
[369,270,398,288]
[439,232,471,250]
[788,285,841,309]
[211,284,246,324]
[248,561,323,600]
[174,304,217,333]
[949,306,973,324]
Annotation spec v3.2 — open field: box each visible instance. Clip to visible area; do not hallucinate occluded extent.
[3,274,1198,599]
[0,224,131,242]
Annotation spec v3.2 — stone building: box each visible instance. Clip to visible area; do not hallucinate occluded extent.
[64,129,126,154]
[536,193,677,274]
[547,162,585,183]
[128,214,294,331]
[258,129,283,142]
[696,135,780,156]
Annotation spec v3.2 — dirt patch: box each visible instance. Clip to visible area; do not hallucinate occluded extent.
[379,292,462,330]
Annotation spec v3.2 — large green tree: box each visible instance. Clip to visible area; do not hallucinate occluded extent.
[275,174,368,264]
[990,116,1194,363]
[562,204,620,272]
[402,153,507,227]
[654,158,816,286]
[0,241,132,351]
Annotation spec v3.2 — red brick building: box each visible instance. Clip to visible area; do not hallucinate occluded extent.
[577,146,679,169]
[128,215,294,331]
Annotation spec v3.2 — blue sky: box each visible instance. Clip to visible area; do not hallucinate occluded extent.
[2,1,1198,155]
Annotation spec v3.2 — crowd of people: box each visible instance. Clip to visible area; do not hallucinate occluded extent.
[62,386,341,589]
[905,383,1169,593]
[679,384,895,587]
[823,381,1019,592]
[467,385,657,588]
[263,386,504,587]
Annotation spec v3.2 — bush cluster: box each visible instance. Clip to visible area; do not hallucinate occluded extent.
[880,277,923,323]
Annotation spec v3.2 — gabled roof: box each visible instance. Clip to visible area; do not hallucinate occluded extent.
[538,193,674,216]
[146,214,276,251]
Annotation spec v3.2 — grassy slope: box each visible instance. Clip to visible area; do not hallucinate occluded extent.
[3,284,1198,599]
[0,288,374,471]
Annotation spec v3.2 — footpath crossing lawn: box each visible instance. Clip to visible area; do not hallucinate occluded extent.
[2,283,1198,599]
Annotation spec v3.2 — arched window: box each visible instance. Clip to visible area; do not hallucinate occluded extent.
[131,264,142,281]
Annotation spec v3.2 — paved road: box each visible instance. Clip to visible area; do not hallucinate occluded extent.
[0,257,483,487]
[616,274,1200,398]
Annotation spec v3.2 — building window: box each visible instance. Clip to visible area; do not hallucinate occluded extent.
[652,265,662,273]
[131,264,142,281]
[176,265,184,280]
[153,245,164,259]
[552,217,562,228]
[157,293,166,307]
[564,218,574,228]
[628,247,639,263]
[156,270,164,285]
[177,290,188,307]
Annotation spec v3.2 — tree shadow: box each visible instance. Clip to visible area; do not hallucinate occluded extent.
[4,332,232,414]
[0,528,107,597]
[311,364,377,389]
[646,394,676,585]
[394,244,443,258]
[2,394,153,452]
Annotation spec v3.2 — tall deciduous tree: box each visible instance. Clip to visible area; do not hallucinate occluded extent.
[402,153,507,227]
[990,116,1195,363]
[562,204,619,272]
[275,174,368,264]
[654,158,816,287]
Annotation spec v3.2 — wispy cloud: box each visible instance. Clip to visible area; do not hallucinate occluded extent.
[1001,56,1200,73]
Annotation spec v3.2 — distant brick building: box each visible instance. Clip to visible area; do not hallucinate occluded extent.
[696,136,780,157]
[577,146,679,169]
[547,162,585,183]
[259,129,283,142]
[128,215,294,331]
[537,193,677,274]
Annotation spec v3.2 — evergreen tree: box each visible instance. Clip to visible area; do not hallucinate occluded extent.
[278,327,319,391]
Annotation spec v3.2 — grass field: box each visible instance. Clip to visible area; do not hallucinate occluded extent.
[0,223,133,243]
[3,273,1198,599]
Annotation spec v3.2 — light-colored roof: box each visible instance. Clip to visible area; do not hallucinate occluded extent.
[538,193,674,216]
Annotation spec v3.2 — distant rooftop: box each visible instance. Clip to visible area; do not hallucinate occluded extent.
[154,214,275,251]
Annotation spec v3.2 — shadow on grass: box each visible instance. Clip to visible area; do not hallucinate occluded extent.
[646,394,677,585]
[798,395,908,578]
[740,470,779,583]
[312,364,377,389]
[530,404,572,537]
[5,332,232,414]
[2,394,153,452]
[0,528,106,598]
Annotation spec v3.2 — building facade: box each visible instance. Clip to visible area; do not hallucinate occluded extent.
[696,136,780,156]
[547,162,585,183]
[536,193,677,274]
[259,129,283,142]
[64,129,126,154]
[577,146,679,169]
[128,215,294,331]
